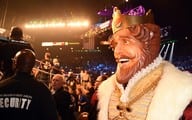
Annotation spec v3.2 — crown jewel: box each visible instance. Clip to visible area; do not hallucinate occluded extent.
[112,6,154,33]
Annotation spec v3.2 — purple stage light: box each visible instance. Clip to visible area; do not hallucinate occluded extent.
[97,7,113,16]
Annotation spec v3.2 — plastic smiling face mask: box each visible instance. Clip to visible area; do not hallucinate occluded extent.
[110,7,161,84]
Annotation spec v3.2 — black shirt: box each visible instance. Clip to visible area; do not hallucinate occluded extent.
[53,87,76,120]
[0,72,58,120]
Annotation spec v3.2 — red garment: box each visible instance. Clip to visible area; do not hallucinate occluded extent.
[183,102,192,120]
[90,91,98,106]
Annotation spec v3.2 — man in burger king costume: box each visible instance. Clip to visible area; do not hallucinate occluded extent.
[97,7,192,120]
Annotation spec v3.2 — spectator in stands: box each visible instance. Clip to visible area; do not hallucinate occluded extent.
[52,74,76,120]
[0,49,58,120]
[76,87,89,113]
[85,82,95,100]
[51,58,62,77]
[35,51,52,86]
[81,70,91,88]
[89,75,108,120]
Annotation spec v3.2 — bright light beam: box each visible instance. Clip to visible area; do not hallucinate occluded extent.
[163,43,170,60]
[160,44,165,55]
[169,42,175,62]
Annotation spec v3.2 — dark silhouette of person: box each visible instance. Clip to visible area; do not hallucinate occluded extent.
[9,26,24,40]
[0,26,34,79]
[0,49,58,120]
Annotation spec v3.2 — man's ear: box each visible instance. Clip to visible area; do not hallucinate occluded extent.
[12,58,17,70]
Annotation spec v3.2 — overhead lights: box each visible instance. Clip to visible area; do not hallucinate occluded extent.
[24,20,89,29]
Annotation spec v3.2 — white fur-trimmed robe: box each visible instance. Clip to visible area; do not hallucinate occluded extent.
[98,61,192,120]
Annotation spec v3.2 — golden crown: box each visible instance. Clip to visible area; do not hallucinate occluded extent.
[112,7,154,33]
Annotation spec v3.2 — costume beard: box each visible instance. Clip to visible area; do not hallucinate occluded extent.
[116,52,148,85]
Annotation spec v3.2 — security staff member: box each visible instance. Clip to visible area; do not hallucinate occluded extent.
[0,49,58,120]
